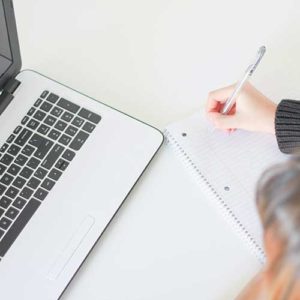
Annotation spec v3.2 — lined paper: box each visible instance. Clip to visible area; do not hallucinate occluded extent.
[165,113,286,261]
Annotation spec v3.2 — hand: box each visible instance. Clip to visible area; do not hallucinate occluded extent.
[206,82,277,134]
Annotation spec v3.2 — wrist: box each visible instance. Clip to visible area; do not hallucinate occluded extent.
[261,102,277,134]
[267,103,277,134]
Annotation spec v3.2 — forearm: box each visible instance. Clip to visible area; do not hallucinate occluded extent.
[275,100,300,154]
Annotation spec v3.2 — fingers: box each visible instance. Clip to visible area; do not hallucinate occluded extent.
[206,84,240,132]
[207,112,239,130]
[206,84,235,112]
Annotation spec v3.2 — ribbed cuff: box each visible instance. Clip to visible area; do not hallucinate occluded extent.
[275,99,300,154]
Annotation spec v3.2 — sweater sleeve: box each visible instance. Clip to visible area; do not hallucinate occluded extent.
[275,99,300,154]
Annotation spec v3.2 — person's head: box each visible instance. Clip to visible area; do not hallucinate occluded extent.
[256,155,300,299]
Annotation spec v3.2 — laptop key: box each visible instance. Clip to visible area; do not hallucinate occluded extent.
[65,125,78,136]
[12,177,26,189]
[69,131,89,151]
[13,126,22,135]
[27,119,40,130]
[29,133,49,148]
[20,187,34,199]
[42,144,64,170]
[0,185,6,196]
[6,134,15,143]
[0,164,7,176]
[57,98,80,114]
[5,207,19,220]
[0,217,12,230]
[29,134,54,159]
[15,154,28,166]
[41,178,55,191]
[37,124,50,135]
[40,101,53,113]
[27,157,40,169]
[27,107,36,116]
[15,128,33,147]
[0,154,14,166]
[21,145,35,156]
[12,197,27,210]
[34,98,42,107]
[27,177,41,189]
[50,107,63,117]
[0,174,13,185]
[71,117,84,127]
[0,143,9,153]
[19,167,33,179]
[44,115,57,126]
[55,159,69,171]
[33,110,46,121]
[40,91,49,99]
[7,164,21,176]
[34,188,48,201]
[7,144,21,156]
[46,93,59,104]
[62,149,75,161]
[61,112,74,122]
[58,134,71,146]
[34,168,48,180]
[78,108,101,124]
[0,199,41,257]
[48,129,61,141]
[54,120,67,131]
[5,186,19,199]
[21,116,29,125]
[33,141,54,160]
[0,208,4,218]
[82,122,96,133]
[0,196,11,208]
[48,169,62,181]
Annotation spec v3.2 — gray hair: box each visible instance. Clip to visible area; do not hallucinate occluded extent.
[256,156,300,270]
[256,156,300,298]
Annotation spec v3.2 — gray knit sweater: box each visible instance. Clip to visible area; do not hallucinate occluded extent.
[275,100,300,154]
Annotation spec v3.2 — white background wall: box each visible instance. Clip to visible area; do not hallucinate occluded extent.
[15,0,300,130]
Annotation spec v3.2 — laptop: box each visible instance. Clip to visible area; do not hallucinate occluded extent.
[0,1,163,299]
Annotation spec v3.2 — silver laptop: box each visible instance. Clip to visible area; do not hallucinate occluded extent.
[0,1,163,298]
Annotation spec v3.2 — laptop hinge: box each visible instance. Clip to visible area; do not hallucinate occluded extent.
[0,78,21,115]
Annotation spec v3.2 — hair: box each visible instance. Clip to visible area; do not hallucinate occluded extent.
[256,155,300,299]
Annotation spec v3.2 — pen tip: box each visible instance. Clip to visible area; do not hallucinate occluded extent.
[260,45,266,51]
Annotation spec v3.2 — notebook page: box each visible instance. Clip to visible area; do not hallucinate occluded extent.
[165,113,286,261]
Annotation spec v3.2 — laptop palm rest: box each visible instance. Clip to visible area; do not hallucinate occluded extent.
[47,216,95,281]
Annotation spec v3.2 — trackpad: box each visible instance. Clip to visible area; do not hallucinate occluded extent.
[47,216,95,281]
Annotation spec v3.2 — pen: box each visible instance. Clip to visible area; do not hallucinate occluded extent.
[221,46,266,115]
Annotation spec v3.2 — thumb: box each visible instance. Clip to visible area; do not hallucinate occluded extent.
[208,112,239,130]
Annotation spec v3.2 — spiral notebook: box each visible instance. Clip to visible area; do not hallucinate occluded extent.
[164,112,286,262]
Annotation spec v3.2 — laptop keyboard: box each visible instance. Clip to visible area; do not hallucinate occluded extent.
[0,90,101,259]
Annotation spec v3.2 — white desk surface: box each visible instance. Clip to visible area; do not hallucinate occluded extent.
[14,0,300,299]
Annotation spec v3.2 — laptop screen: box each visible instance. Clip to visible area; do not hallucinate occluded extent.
[0,0,12,78]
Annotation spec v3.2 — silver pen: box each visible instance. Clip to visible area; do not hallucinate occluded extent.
[221,46,266,114]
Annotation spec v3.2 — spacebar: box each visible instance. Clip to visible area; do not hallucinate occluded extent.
[0,199,41,257]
